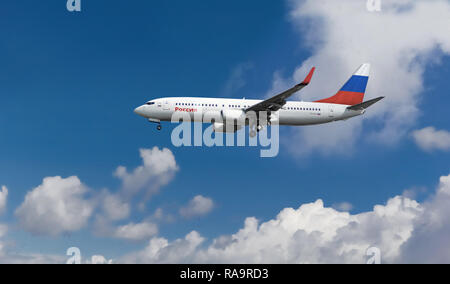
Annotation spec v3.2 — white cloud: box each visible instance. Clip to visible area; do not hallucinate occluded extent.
[398,175,450,263]
[0,224,7,256]
[412,127,450,152]
[332,202,353,212]
[100,191,130,221]
[0,224,6,239]
[92,193,133,239]
[114,147,178,200]
[0,186,7,215]
[0,253,65,264]
[113,222,158,242]
[0,222,64,264]
[279,0,450,156]
[1,147,181,261]
[15,176,94,236]
[121,174,450,264]
[92,147,178,239]
[122,231,205,264]
[402,186,428,200]
[152,208,176,223]
[179,195,215,219]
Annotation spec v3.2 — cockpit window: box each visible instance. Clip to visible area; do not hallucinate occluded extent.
[146,102,155,105]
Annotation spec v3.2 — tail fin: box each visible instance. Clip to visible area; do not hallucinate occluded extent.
[315,63,370,105]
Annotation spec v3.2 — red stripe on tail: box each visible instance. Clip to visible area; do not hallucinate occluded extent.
[315,91,365,105]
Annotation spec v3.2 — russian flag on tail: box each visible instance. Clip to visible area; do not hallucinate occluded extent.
[315,63,370,106]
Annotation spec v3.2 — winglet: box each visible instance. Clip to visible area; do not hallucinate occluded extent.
[300,67,315,86]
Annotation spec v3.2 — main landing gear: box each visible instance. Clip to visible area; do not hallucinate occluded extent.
[157,124,162,131]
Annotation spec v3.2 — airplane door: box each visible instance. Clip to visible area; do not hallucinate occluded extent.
[163,101,170,110]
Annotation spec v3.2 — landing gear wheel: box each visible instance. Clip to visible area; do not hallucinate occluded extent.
[157,125,162,131]
[250,130,257,138]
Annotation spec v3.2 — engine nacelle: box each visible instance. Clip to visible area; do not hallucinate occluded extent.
[221,109,245,122]
[213,122,242,133]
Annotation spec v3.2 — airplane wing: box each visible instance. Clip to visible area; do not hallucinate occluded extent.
[245,67,315,113]
[347,96,385,111]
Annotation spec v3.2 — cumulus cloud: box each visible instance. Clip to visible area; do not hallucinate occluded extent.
[0,186,7,215]
[1,147,180,260]
[99,191,130,221]
[121,173,450,264]
[412,127,450,152]
[15,176,94,236]
[398,175,450,263]
[122,231,205,264]
[278,0,450,156]
[114,147,178,200]
[179,195,215,219]
[93,147,178,239]
[113,222,159,242]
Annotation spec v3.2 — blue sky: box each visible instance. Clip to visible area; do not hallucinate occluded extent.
[0,0,450,263]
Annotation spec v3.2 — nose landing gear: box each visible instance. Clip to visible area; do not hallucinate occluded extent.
[148,118,162,131]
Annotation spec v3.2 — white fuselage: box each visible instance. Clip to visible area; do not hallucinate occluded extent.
[134,97,364,126]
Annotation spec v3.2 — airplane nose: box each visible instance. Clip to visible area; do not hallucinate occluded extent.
[134,105,146,117]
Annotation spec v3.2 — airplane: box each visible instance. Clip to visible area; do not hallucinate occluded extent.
[134,63,384,137]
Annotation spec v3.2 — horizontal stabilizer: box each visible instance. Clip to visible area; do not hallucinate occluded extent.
[347,96,384,111]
